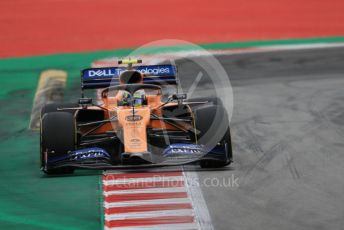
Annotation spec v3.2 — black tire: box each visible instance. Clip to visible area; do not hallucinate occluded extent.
[194,105,233,168]
[199,128,232,168]
[40,112,76,174]
[41,103,78,119]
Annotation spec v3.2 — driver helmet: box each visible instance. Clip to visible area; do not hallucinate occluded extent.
[119,70,146,106]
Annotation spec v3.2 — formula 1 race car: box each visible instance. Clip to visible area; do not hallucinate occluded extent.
[40,59,232,174]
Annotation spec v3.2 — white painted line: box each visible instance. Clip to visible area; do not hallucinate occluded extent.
[104,198,192,208]
[104,222,198,230]
[93,42,344,68]
[104,187,187,196]
[103,176,184,185]
[265,43,344,50]
[183,171,214,230]
[105,209,194,220]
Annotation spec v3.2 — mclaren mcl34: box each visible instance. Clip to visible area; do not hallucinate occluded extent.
[40,59,232,174]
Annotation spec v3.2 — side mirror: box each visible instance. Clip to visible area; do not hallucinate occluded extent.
[172,93,187,100]
[79,98,92,105]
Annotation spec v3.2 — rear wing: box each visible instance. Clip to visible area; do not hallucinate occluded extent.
[81,65,178,89]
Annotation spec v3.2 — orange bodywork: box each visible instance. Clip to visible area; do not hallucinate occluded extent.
[79,89,191,154]
[117,107,150,153]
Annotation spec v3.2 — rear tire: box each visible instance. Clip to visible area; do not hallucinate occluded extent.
[194,105,232,168]
[40,112,76,174]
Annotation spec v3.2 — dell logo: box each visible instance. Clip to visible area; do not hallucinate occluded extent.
[88,69,115,77]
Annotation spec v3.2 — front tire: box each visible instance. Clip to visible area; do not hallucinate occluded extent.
[194,105,233,168]
[199,128,232,168]
[40,112,76,174]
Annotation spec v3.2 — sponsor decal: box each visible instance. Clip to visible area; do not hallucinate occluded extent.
[130,138,141,143]
[84,65,175,79]
[72,151,105,160]
[128,138,142,148]
[169,148,203,154]
[48,148,111,164]
[137,67,171,75]
[125,115,143,121]
[71,148,110,161]
[163,144,205,157]
[88,69,115,77]
[115,67,171,76]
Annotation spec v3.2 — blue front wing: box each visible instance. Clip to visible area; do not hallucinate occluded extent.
[46,144,229,169]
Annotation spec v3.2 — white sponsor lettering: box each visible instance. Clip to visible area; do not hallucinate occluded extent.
[87,67,173,78]
[88,69,115,77]
[116,67,171,76]
[170,148,202,154]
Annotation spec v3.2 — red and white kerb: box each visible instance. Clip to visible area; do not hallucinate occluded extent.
[103,170,212,230]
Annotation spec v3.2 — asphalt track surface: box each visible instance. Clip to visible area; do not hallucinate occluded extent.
[177,47,344,230]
